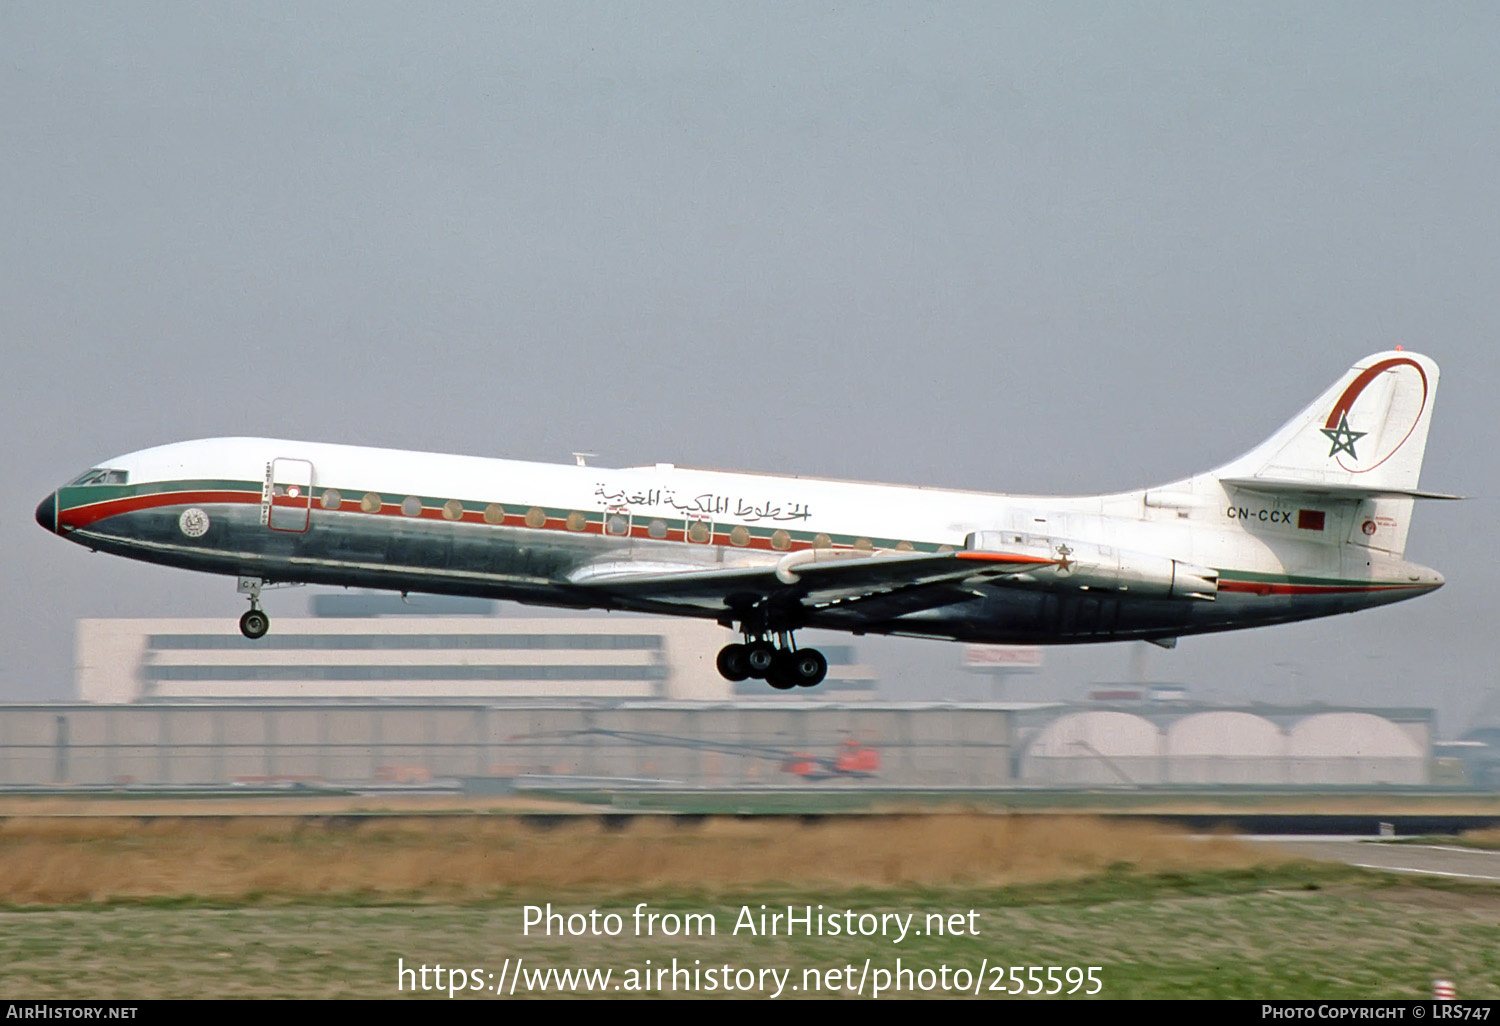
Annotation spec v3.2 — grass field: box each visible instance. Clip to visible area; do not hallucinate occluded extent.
[1,809,1497,999]
[0,812,1275,904]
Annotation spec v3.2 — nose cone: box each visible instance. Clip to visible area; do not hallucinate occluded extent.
[35,492,56,533]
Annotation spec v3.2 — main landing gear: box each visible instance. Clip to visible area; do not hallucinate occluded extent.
[716,632,828,690]
[237,577,270,639]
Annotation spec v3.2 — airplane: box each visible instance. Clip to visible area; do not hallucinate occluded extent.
[35,350,1455,690]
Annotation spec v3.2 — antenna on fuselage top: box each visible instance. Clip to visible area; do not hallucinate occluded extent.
[572,451,599,467]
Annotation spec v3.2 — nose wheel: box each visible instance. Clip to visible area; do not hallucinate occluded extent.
[237,576,270,639]
[239,608,270,639]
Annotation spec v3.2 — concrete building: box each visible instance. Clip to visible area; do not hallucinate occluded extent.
[77,612,876,703]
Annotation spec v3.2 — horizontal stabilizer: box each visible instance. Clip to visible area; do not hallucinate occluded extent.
[1220,477,1464,501]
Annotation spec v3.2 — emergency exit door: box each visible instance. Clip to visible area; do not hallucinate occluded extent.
[263,458,314,532]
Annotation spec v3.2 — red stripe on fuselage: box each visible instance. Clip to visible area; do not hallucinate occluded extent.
[58,490,260,530]
[57,487,847,554]
[1217,580,1432,596]
[64,488,1426,595]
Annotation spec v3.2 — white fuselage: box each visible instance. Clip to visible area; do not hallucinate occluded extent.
[37,436,1442,650]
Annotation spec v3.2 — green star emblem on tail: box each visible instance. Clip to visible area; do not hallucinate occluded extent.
[1321,412,1366,459]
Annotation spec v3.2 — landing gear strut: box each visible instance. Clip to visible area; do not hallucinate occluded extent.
[237,577,270,639]
[716,628,827,690]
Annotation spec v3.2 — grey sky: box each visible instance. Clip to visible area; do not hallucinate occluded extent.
[2,4,1495,730]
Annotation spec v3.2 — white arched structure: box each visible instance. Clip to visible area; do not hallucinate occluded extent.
[1022,711,1161,785]
[1165,711,1284,784]
[1286,713,1425,784]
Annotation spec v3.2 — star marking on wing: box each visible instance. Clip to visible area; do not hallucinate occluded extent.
[1320,412,1366,460]
[1054,543,1074,573]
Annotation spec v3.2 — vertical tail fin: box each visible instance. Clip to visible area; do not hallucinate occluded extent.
[1206,352,1454,557]
[1213,351,1440,491]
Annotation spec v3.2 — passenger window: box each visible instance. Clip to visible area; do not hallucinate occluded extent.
[320,489,342,510]
[813,533,833,549]
[442,500,465,521]
[484,503,506,525]
[401,496,423,517]
[606,514,629,536]
[525,507,547,528]
[729,526,751,547]
[566,511,588,532]
[647,518,668,539]
[771,530,791,551]
[361,492,382,513]
[687,521,711,544]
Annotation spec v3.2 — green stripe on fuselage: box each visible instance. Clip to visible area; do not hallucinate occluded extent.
[56,477,948,553]
[1218,568,1388,587]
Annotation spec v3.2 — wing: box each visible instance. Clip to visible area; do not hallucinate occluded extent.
[566,548,1056,623]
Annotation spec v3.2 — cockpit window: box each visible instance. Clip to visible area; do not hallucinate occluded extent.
[67,469,129,486]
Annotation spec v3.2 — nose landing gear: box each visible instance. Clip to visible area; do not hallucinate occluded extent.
[237,577,270,639]
[239,608,270,640]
